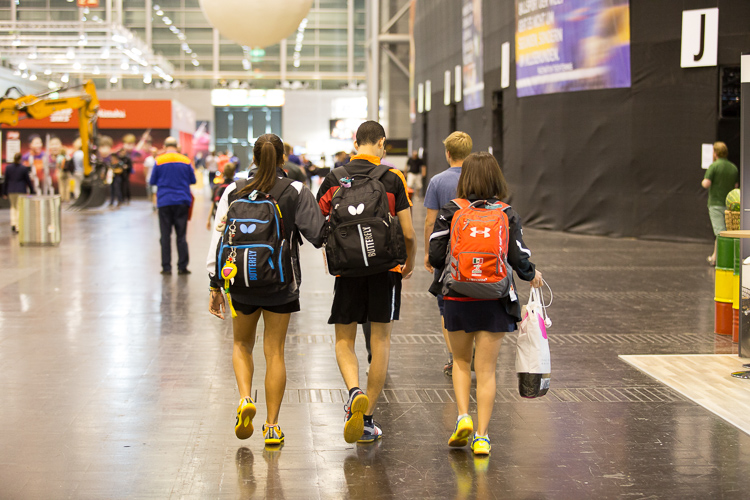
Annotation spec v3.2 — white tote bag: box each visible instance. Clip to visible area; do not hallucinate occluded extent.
[516,287,551,398]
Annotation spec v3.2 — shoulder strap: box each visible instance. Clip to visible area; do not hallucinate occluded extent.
[332,166,349,182]
[368,164,390,180]
[228,179,250,204]
[452,198,471,209]
[268,177,294,201]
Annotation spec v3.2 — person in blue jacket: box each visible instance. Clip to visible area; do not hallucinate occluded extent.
[150,137,196,275]
[2,152,36,233]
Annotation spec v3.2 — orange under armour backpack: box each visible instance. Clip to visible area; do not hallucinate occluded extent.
[442,199,514,299]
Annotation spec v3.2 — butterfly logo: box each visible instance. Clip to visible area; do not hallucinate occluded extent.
[240,223,257,234]
[347,203,365,216]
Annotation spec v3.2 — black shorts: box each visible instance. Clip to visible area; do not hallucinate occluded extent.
[233,299,300,316]
[443,299,517,333]
[329,271,402,324]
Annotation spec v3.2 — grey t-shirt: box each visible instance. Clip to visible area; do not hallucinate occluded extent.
[424,166,462,210]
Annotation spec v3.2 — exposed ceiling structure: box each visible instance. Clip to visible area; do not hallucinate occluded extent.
[0,0,367,90]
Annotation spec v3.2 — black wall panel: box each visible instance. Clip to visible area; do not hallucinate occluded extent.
[412,0,750,241]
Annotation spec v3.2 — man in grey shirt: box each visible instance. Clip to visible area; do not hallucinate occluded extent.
[423,131,473,376]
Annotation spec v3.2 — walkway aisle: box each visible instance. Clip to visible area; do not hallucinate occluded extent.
[0,194,747,499]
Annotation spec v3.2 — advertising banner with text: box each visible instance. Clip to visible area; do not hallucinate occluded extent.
[462,0,484,110]
[515,0,631,97]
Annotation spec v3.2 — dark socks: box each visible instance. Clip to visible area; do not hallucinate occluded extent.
[363,415,373,425]
[348,387,361,398]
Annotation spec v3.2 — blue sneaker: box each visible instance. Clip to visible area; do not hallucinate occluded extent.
[358,419,383,443]
[343,389,369,443]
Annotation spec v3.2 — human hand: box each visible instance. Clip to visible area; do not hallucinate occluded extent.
[206,220,211,230]
[402,261,415,280]
[424,254,433,273]
[530,270,543,288]
[209,289,225,319]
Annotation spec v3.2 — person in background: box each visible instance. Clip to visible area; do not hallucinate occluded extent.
[115,148,133,206]
[22,134,45,194]
[71,137,85,200]
[287,147,301,166]
[217,150,230,174]
[333,151,350,168]
[143,146,158,209]
[703,141,739,266]
[150,137,196,275]
[424,131,473,376]
[120,134,143,204]
[406,150,426,201]
[2,152,36,233]
[207,163,236,230]
[205,150,218,186]
[195,151,205,171]
[48,136,67,201]
[283,143,307,184]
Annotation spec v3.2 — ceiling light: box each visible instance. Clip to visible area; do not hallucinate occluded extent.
[191,59,199,67]
[13,69,21,76]
[110,76,118,84]
[18,61,27,70]
[121,60,129,70]
[153,4,160,10]
[293,60,300,68]
[78,35,87,46]
[242,59,251,70]
[163,17,172,25]
[28,47,38,59]
[66,48,75,59]
[101,47,110,59]
[132,48,142,56]
[48,81,58,89]
[73,61,82,70]
[29,73,37,81]
[61,73,69,83]
[143,72,152,84]
[93,66,101,75]
[43,68,51,75]
[21,72,28,79]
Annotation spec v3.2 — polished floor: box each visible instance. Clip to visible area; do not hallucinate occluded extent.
[1,191,749,499]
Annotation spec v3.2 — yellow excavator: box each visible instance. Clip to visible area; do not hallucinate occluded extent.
[0,79,107,209]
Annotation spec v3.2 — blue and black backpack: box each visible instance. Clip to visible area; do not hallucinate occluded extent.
[216,177,294,296]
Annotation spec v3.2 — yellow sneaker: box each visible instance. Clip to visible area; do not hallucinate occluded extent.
[448,415,474,448]
[343,389,369,443]
[235,397,256,440]
[263,422,285,446]
[470,434,491,456]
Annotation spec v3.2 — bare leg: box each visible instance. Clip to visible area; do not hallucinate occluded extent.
[473,330,505,435]
[448,329,475,417]
[365,321,393,414]
[335,322,360,390]
[442,315,452,354]
[232,309,262,399]
[261,310,291,425]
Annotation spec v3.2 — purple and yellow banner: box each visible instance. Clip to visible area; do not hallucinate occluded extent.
[515,0,630,97]
[462,0,484,111]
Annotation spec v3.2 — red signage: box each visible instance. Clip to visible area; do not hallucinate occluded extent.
[2,100,173,130]
[77,0,100,7]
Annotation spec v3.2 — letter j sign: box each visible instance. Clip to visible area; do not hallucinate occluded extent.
[681,8,718,68]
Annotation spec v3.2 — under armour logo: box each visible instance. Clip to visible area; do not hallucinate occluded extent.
[348,203,365,216]
[470,227,491,238]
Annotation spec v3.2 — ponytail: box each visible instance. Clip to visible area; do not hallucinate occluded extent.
[236,133,284,197]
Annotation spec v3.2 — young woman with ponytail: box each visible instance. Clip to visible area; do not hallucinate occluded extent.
[206,134,326,446]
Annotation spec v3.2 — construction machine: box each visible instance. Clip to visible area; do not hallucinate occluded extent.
[0,80,107,209]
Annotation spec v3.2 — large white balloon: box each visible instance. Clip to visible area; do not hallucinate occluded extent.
[199,0,313,48]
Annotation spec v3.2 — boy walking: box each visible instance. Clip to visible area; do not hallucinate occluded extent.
[317,121,417,443]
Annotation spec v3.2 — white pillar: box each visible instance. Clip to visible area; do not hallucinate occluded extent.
[367,0,380,121]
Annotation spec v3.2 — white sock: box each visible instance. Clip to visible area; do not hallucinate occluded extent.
[458,413,470,421]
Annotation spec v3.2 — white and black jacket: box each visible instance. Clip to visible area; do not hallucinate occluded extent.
[206,176,326,307]
[428,197,536,321]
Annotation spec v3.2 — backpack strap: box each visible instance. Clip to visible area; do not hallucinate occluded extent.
[452,198,471,209]
[332,166,349,183]
[268,177,294,202]
[368,163,390,181]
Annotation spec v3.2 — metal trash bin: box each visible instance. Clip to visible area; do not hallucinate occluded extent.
[18,195,61,246]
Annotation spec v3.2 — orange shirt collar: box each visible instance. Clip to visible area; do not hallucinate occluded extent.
[350,154,381,165]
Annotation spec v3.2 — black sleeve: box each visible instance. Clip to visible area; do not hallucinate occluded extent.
[428,202,457,269]
[505,208,536,281]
